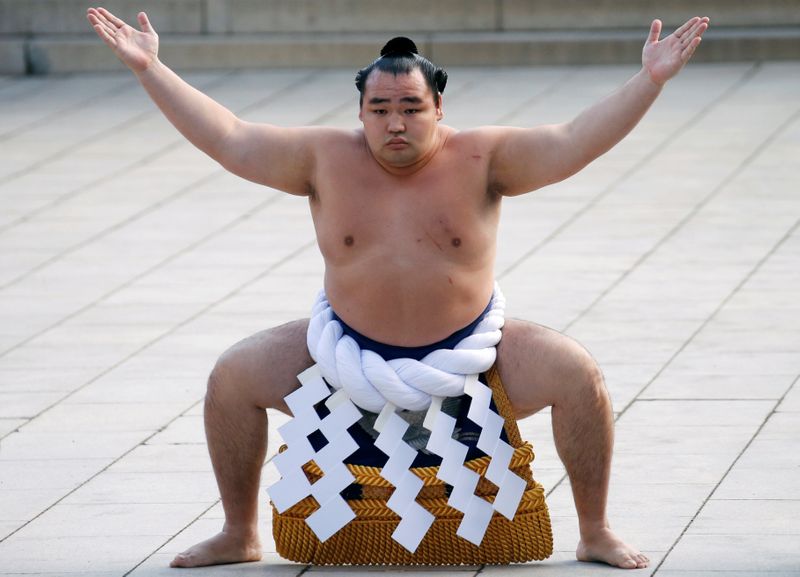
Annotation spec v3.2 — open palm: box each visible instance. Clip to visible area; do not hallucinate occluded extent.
[87,7,159,73]
[643,17,709,86]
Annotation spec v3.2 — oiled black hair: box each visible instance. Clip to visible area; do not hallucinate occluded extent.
[355,37,448,107]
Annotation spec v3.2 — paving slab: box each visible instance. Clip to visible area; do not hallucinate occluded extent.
[8,502,207,539]
[0,60,798,576]
[656,572,800,577]
[689,499,800,536]
[778,377,800,412]
[0,418,23,436]
[657,533,800,573]
[60,470,220,505]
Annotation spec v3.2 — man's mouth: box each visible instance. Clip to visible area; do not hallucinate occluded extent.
[386,138,408,148]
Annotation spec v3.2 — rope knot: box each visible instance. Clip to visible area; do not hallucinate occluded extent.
[306,285,506,412]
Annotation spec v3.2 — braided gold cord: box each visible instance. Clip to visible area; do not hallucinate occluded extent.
[279,483,546,520]
[273,487,553,565]
[298,442,534,488]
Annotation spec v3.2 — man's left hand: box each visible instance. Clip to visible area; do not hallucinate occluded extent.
[642,16,710,86]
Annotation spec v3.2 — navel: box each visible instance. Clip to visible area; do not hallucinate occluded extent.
[344,235,354,247]
[451,237,462,248]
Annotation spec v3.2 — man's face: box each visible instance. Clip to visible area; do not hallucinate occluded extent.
[358,68,443,169]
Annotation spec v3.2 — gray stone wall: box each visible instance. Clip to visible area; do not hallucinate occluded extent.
[1,0,798,73]
[3,0,799,35]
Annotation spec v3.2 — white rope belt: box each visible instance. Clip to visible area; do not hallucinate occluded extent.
[268,284,526,553]
[306,284,506,412]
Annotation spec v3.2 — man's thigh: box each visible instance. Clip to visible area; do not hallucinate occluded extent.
[215,319,313,414]
[496,318,600,419]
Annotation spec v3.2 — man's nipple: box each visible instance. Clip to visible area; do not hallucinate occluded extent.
[344,235,354,247]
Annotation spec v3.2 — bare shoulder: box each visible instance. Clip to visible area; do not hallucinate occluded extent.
[442,125,495,150]
[308,125,361,141]
[455,124,569,196]
[305,126,364,157]
[446,125,518,148]
[305,126,366,168]
[443,126,533,194]
[222,123,360,195]
[443,125,530,163]
[302,125,361,148]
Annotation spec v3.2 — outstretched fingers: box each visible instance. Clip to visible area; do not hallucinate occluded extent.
[688,17,709,38]
[681,36,702,62]
[98,7,126,29]
[86,5,159,72]
[677,16,709,45]
[673,16,701,39]
[680,17,708,60]
[87,9,118,46]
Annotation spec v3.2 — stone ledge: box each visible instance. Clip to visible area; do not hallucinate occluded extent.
[0,37,25,74]
[12,27,800,75]
[0,0,206,35]
[430,27,800,66]
[3,0,800,35]
[500,0,800,30]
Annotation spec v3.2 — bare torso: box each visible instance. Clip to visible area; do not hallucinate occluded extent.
[309,125,500,346]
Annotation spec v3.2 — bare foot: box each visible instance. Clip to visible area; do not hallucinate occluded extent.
[576,527,649,570]
[170,530,262,568]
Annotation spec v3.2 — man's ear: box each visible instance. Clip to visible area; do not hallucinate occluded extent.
[358,106,364,122]
[435,94,444,121]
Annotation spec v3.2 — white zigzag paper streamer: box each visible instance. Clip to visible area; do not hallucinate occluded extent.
[423,396,494,545]
[267,365,362,542]
[420,375,526,546]
[373,403,434,552]
[464,374,527,521]
[268,285,524,549]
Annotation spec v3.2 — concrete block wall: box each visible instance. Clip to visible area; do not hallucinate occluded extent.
[1,0,799,73]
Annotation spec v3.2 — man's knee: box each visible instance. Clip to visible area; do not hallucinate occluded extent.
[205,322,311,411]
[563,346,609,409]
[205,347,245,407]
[498,320,609,414]
[205,332,270,405]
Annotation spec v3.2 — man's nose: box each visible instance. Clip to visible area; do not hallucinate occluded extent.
[387,112,405,132]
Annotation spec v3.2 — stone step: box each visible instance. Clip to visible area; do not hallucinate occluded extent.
[2,0,800,74]
[5,27,799,75]
[3,0,800,35]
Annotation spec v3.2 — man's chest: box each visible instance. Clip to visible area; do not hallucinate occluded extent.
[311,157,498,262]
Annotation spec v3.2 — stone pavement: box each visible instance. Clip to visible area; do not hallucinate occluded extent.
[0,61,798,576]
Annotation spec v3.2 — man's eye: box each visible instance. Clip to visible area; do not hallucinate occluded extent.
[405,109,419,114]
[374,109,387,115]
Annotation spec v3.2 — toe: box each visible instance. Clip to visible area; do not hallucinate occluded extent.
[170,552,197,568]
[621,555,638,569]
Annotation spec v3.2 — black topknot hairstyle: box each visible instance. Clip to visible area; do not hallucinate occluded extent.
[380,36,419,57]
[355,37,448,107]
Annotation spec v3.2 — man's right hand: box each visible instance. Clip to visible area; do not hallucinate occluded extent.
[87,7,158,73]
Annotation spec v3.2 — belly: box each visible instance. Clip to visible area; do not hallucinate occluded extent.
[323,253,496,347]
[310,160,500,345]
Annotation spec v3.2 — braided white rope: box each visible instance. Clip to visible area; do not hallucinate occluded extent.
[306,285,506,412]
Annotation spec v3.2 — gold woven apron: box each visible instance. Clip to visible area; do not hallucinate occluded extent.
[271,364,553,565]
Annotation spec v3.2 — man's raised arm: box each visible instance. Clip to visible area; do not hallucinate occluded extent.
[488,16,709,196]
[87,7,314,195]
